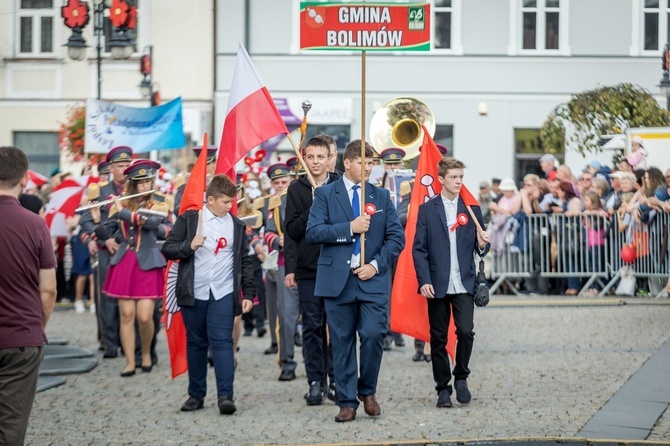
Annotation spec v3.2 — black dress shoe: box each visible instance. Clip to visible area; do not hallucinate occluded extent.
[120,369,135,377]
[218,396,236,415]
[181,396,204,412]
[394,336,405,347]
[327,382,338,403]
[334,407,356,422]
[264,344,278,355]
[454,379,471,404]
[436,389,453,408]
[412,351,425,362]
[256,326,267,337]
[305,381,324,406]
[382,338,392,351]
[278,369,296,381]
[141,364,153,373]
[243,328,253,336]
[103,349,118,359]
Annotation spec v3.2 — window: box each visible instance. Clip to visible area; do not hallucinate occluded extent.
[17,0,56,56]
[514,128,562,180]
[521,0,561,51]
[14,131,60,177]
[642,0,670,51]
[434,0,452,49]
[434,124,454,156]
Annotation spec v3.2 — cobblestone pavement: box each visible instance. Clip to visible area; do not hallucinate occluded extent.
[25,297,670,446]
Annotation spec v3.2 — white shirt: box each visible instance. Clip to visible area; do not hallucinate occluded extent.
[441,194,467,295]
[342,176,378,272]
[193,206,235,301]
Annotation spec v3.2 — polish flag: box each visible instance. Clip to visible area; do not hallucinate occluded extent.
[215,44,288,183]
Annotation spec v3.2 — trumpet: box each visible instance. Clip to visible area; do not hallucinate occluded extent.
[75,190,155,212]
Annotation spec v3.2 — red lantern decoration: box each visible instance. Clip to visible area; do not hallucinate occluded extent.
[620,244,636,264]
[244,156,254,167]
[254,149,267,162]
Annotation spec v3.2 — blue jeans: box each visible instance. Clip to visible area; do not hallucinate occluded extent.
[181,291,235,399]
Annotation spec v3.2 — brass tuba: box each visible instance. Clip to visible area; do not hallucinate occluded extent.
[370,97,436,161]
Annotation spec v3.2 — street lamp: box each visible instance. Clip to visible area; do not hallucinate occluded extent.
[61,0,138,99]
[658,43,670,111]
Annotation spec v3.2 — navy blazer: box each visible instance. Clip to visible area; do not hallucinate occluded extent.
[413,195,490,297]
[306,178,405,298]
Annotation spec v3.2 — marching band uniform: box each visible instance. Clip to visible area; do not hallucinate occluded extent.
[79,146,133,358]
[102,160,172,376]
[263,164,300,381]
[379,148,407,351]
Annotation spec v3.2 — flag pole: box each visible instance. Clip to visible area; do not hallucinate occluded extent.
[360,49,367,264]
[286,133,317,188]
[197,132,207,236]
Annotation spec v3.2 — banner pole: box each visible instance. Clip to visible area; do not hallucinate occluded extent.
[360,49,367,265]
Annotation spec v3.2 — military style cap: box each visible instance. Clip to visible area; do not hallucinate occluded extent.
[106,146,133,164]
[436,144,449,156]
[193,145,218,163]
[286,157,300,176]
[97,160,110,175]
[123,159,161,181]
[267,163,291,181]
[380,148,405,164]
[372,151,382,161]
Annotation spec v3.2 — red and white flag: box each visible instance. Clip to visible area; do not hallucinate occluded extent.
[45,175,98,236]
[215,44,288,184]
[26,170,49,191]
[163,132,211,379]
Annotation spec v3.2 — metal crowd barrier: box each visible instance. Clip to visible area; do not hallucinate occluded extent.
[488,211,670,298]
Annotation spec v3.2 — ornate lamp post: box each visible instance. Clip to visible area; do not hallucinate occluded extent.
[61,0,138,99]
[658,43,670,111]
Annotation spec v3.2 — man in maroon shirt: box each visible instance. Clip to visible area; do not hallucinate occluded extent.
[0,146,57,445]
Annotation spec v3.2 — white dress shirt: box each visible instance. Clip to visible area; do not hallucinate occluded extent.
[342,176,378,272]
[441,193,467,295]
[193,206,235,301]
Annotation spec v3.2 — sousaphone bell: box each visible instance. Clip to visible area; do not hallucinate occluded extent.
[370,97,436,161]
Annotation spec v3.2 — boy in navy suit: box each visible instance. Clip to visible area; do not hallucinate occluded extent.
[413,157,490,408]
[306,140,405,422]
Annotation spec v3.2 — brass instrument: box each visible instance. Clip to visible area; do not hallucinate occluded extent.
[369,97,436,161]
[75,190,155,212]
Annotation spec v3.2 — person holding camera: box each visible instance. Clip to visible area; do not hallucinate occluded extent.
[412,157,489,409]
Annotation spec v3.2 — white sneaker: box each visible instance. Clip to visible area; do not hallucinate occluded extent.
[74,300,86,314]
[89,303,96,314]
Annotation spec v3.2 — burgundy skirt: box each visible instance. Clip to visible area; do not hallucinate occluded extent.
[103,250,164,300]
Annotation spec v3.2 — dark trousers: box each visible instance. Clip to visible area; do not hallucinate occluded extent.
[0,346,44,446]
[428,293,474,394]
[243,256,265,331]
[298,279,333,385]
[97,249,120,353]
[324,273,387,409]
[182,292,235,399]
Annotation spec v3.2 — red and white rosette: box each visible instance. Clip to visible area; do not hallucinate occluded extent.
[364,203,377,216]
[214,237,228,254]
[450,212,469,231]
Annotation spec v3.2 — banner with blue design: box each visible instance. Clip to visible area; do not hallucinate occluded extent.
[84,97,186,154]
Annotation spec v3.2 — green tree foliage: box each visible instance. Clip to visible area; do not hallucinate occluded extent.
[540,83,670,156]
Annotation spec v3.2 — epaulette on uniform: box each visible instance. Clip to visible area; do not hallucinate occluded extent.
[253,196,266,211]
[268,194,282,210]
[399,179,415,197]
[99,181,109,188]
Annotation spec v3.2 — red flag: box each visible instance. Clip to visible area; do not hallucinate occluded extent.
[390,129,457,361]
[215,44,288,187]
[459,183,479,207]
[163,133,210,379]
[45,175,97,237]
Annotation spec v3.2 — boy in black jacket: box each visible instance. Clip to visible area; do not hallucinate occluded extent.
[161,174,255,415]
[284,136,340,405]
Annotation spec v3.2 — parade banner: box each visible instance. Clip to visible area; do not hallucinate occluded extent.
[84,97,186,154]
[300,2,430,51]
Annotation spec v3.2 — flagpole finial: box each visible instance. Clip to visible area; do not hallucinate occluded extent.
[301,100,312,117]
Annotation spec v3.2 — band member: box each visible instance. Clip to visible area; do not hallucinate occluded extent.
[306,140,405,422]
[379,148,407,351]
[285,136,340,405]
[263,163,300,381]
[79,145,133,358]
[413,157,490,408]
[102,160,172,376]
[161,174,255,415]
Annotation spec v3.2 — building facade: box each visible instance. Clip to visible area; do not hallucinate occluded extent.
[0,0,214,176]
[215,0,668,187]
